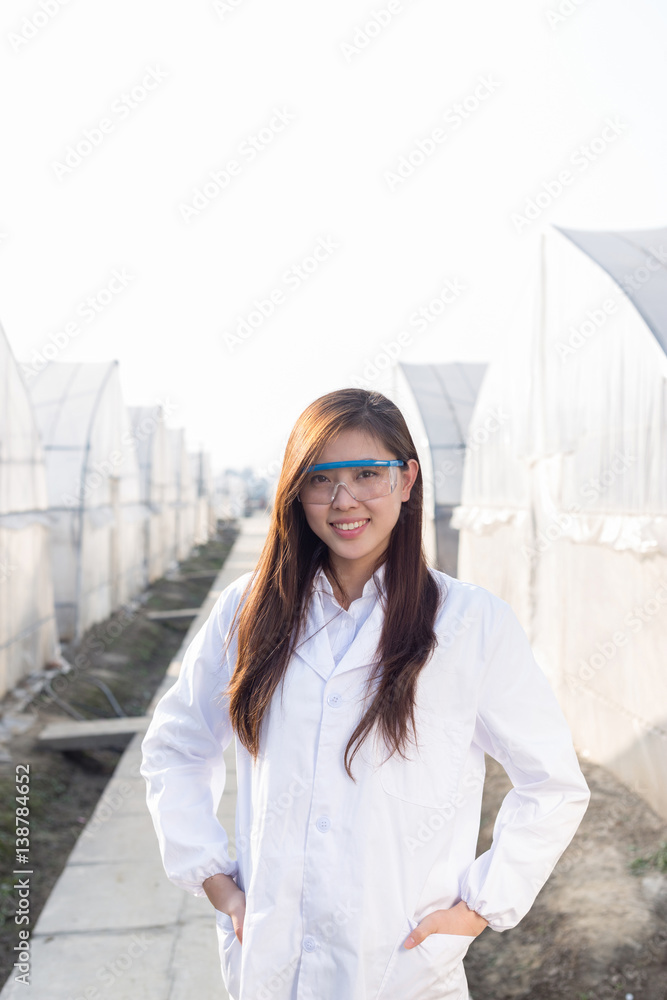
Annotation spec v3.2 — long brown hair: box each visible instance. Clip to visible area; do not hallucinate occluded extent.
[221,388,446,780]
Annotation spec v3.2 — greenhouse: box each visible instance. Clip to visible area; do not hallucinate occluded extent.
[129,404,178,582]
[451,224,667,817]
[189,447,216,546]
[391,361,487,574]
[167,427,197,562]
[0,323,58,696]
[26,360,148,642]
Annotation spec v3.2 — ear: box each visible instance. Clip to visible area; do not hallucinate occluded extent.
[400,459,419,501]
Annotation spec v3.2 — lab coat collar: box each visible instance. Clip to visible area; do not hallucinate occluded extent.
[313,560,387,605]
[292,562,387,681]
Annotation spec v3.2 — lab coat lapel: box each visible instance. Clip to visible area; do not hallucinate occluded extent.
[291,588,336,681]
[333,597,384,677]
[292,585,385,681]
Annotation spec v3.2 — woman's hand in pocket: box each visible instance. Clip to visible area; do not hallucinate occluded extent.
[404,901,488,949]
[203,873,247,944]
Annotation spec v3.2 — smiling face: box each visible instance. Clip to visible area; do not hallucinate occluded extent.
[300,427,419,576]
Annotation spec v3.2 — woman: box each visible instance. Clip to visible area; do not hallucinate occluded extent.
[140,387,590,1000]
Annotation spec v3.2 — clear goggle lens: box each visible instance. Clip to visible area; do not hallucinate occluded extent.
[297,460,404,505]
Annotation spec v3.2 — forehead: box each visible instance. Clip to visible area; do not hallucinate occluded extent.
[313,427,391,463]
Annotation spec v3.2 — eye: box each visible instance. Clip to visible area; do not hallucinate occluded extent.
[357,468,379,479]
[310,474,331,485]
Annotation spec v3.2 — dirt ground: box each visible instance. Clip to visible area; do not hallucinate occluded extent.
[0,522,239,988]
[465,755,667,1000]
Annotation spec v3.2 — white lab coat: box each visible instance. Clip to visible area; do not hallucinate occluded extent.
[140,564,590,1000]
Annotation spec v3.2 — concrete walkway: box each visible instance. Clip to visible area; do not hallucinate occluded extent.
[1,514,270,1000]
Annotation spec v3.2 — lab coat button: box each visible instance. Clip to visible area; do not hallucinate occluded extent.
[316,815,331,832]
[303,935,317,952]
[327,692,342,707]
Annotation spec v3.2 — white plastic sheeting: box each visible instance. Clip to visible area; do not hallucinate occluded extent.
[189,449,216,546]
[129,404,178,581]
[394,362,487,574]
[451,224,667,818]
[167,428,197,561]
[215,469,249,522]
[385,368,436,567]
[0,324,58,696]
[26,361,148,642]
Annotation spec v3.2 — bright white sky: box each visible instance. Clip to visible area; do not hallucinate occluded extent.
[1,0,666,476]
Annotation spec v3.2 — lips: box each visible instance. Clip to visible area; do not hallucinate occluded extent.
[329,518,370,534]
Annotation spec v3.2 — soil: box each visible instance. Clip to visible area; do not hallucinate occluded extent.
[0,521,240,988]
[466,755,667,1000]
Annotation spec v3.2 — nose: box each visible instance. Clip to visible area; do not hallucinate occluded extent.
[330,481,359,508]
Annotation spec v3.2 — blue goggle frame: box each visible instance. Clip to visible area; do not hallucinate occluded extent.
[302,459,405,473]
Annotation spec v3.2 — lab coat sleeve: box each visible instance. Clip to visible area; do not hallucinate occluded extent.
[459,600,591,931]
[139,584,242,897]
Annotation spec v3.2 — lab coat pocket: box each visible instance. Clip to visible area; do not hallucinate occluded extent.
[214,908,242,1000]
[378,915,475,1000]
[378,710,464,809]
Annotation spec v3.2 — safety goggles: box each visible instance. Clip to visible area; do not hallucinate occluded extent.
[297,459,405,505]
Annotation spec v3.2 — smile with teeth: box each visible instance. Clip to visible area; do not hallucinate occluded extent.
[330,519,370,531]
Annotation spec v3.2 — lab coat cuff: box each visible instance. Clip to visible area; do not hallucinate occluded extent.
[169,860,240,897]
[459,893,514,933]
